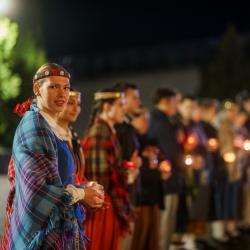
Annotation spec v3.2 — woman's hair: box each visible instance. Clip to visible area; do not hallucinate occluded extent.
[88,88,121,128]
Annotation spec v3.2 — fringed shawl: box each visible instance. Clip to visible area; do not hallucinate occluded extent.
[1,105,85,250]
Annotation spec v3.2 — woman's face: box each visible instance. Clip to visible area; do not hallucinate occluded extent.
[59,95,81,124]
[34,76,70,115]
[107,96,125,124]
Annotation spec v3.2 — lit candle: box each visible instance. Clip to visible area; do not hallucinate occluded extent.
[243,140,250,151]
[223,152,236,163]
[184,155,193,166]
[160,160,172,172]
[208,138,218,149]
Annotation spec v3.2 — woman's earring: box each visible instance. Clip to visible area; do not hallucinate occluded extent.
[35,88,41,96]
[33,83,41,96]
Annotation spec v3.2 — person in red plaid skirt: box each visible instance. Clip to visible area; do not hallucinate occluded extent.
[83,89,133,250]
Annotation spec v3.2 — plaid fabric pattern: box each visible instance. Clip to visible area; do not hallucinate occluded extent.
[0,105,84,250]
[83,118,132,232]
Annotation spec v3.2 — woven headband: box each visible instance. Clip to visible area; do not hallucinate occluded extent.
[33,65,70,83]
[94,92,121,101]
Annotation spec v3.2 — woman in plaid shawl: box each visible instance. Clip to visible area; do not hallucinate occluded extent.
[1,64,104,250]
[83,89,132,250]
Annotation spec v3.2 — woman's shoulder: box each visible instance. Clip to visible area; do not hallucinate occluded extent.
[14,110,57,153]
[18,110,51,132]
[89,119,111,136]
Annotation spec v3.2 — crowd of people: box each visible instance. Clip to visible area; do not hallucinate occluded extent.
[0,63,250,250]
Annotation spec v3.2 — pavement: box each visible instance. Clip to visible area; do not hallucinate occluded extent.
[0,175,9,241]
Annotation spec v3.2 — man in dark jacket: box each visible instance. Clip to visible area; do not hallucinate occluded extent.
[114,82,142,194]
[114,82,142,250]
[148,88,182,250]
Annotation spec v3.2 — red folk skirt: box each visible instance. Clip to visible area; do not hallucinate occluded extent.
[85,195,122,250]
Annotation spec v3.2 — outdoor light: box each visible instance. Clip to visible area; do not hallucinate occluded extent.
[224,101,233,110]
[243,140,250,152]
[184,155,193,166]
[223,152,236,164]
[0,0,10,14]
[208,138,219,150]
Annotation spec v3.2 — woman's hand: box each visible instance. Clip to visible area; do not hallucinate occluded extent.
[66,183,105,209]
[83,184,104,209]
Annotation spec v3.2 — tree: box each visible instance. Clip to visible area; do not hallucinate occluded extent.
[0,17,21,143]
[0,17,21,100]
[199,25,249,99]
[0,16,47,148]
[13,31,47,99]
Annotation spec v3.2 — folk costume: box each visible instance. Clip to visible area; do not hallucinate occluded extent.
[1,64,87,250]
[56,91,85,186]
[83,91,131,250]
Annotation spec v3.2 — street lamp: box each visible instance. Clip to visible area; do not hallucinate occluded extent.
[0,0,10,15]
[0,0,12,40]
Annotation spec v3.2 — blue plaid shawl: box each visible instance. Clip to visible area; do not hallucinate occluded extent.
[5,105,85,249]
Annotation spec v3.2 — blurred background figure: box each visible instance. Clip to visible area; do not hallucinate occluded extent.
[114,82,142,250]
[130,107,164,250]
[148,88,182,250]
[217,101,241,239]
[198,99,227,245]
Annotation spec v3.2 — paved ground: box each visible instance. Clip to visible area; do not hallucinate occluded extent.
[0,175,9,241]
[195,236,250,250]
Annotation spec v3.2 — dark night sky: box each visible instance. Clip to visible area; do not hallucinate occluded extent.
[26,1,250,57]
